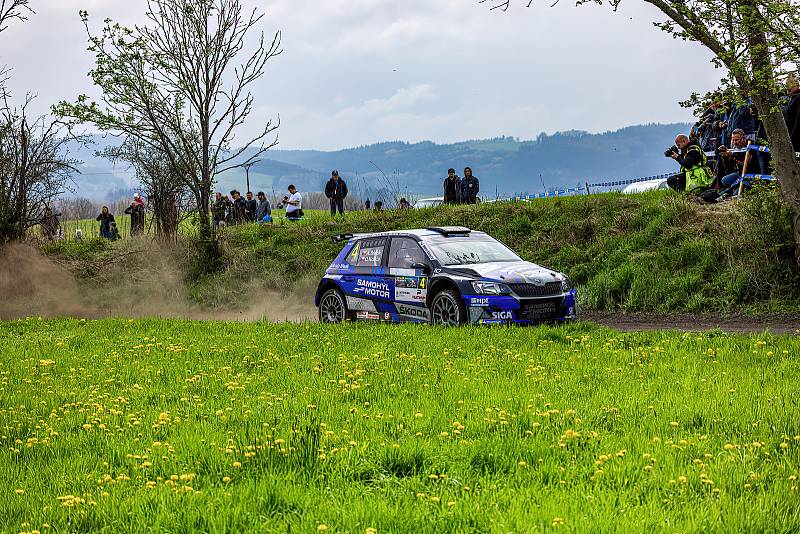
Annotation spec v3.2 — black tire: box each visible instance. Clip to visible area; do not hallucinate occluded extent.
[430,289,466,326]
[319,288,348,324]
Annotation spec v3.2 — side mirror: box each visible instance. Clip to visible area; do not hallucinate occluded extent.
[411,262,431,274]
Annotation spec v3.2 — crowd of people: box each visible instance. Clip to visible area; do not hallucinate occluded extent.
[212,190,273,227]
[667,75,800,201]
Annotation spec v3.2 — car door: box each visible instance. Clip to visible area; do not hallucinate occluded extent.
[387,237,431,322]
[341,237,393,320]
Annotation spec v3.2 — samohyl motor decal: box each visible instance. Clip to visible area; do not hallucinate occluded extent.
[315,227,577,326]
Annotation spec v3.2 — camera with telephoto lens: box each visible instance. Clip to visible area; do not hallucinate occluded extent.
[664,146,679,158]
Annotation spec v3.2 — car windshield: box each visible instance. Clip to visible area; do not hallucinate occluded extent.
[425,237,521,266]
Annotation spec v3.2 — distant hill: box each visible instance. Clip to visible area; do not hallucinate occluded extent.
[68,123,689,200]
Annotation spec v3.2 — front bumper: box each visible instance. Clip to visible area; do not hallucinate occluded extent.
[463,289,577,325]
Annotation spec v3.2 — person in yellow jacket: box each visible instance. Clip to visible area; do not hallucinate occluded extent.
[666,134,714,196]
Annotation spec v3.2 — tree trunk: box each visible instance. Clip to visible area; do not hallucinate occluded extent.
[739,0,800,263]
[756,96,800,259]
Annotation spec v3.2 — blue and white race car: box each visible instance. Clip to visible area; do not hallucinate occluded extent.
[315,226,577,325]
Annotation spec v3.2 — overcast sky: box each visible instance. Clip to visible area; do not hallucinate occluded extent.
[1,0,722,151]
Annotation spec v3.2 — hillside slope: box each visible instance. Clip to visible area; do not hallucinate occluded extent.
[34,189,800,316]
[205,189,800,314]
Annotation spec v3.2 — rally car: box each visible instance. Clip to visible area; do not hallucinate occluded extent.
[315,226,577,325]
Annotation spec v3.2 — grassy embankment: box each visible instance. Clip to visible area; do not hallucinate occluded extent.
[1,319,799,532]
[42,190,800,314]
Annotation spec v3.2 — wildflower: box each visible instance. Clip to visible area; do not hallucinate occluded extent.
[552,517,565,527]
[366,529,377,534]
[317,525,328,532]
[724,444,735,451]
[15,488,24,494]
[233,461,242,468]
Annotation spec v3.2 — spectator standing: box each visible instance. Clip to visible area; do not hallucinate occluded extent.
[211,192,229,228]
[784,74,800,153]
[283,184,303,221]
[443,168,462,204]
[229,190,247,224]
[246,192,258,222]
[325,170,348,216]
[666,134,713,197]
[96,206,115,239]
[109,222,120,241]
[399,198,412,209]
[461,167,480,204]
[365,200,371,210]
[255,191,272,222]
[124,193,146,236]
[374,201,383,212]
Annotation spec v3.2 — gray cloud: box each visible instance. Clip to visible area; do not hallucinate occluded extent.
[1,0,722,150]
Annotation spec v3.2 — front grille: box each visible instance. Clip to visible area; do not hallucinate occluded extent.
[518,298,563,322]
[509,282,563,298]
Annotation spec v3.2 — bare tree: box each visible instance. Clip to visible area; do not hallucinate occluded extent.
[0,95,82,242]
[482,0,800,262]
[56,0,281,254]
[0,0,32,34]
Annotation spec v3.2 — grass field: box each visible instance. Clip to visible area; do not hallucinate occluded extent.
[1,319,799,532]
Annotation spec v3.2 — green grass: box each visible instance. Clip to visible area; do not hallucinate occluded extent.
[0,319,798,532]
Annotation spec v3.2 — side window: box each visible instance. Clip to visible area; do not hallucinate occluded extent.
[388,238,428,269]
[347,238,386,267]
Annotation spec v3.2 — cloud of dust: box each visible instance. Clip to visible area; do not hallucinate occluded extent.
[0,243,317,322]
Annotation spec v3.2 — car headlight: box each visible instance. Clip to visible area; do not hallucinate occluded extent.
[471,281,512,295]
[561,277,573,292]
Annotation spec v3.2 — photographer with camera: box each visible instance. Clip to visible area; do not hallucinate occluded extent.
[278,184,303,221]
[665,134,714,200]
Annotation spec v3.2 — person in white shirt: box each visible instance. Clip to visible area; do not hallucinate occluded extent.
[283,184,303,221]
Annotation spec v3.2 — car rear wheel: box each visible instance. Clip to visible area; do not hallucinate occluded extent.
[319,288,347,324]
[430,290,466,326]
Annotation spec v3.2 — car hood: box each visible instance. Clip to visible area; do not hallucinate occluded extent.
[449,261,564,284]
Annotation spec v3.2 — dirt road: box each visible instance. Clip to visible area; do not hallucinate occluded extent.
[582,311,800,335]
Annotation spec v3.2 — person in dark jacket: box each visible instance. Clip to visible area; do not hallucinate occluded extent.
[124,194,146,236]
[255,191,271,222]
[325,170,348,216]
[365,200,371,210]
[725,101,756,144]
[229,190,247,225]
[211,192,229,228]
[784,75,800,153]
[245,192,258,222]
[461,167,480,204]
[96,206,115,239]
[109,222,120,241]
[443,168,462,204]
[694,101,723,153]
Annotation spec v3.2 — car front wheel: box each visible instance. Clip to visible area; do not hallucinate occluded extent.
[319,288,348,324]
[430,290,466,326]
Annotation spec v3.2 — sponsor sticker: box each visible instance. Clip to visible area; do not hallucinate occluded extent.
[491,311,513,320]
[469,297,490,307]
[356,311,381,320]
[353,279,391,299]
[419,242,436,261]
[396,303,430,320]
[329,263,350,271]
